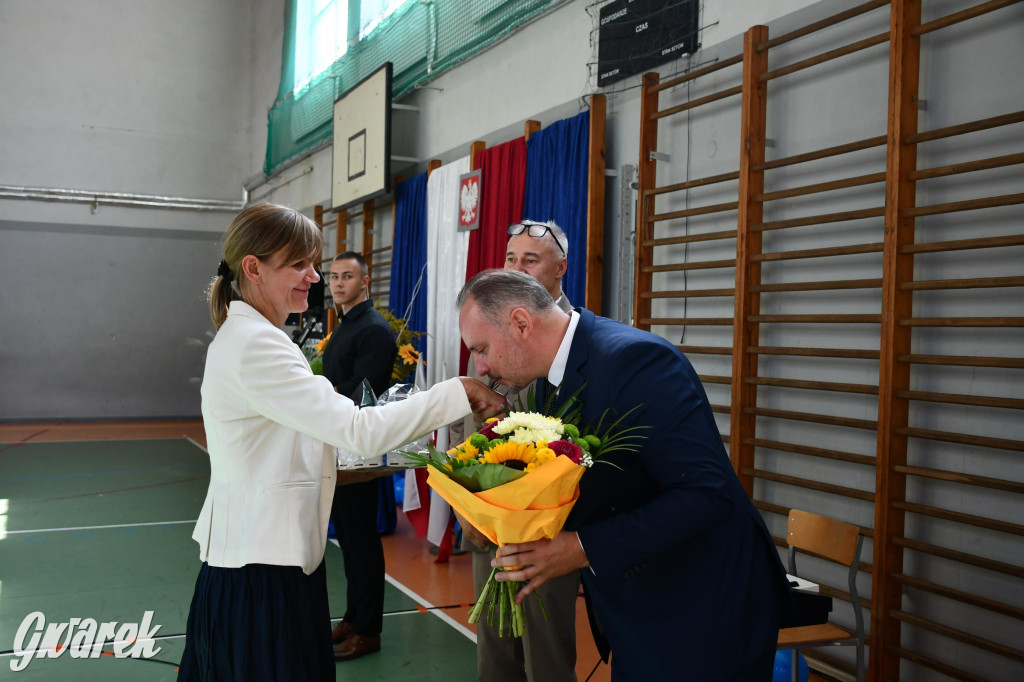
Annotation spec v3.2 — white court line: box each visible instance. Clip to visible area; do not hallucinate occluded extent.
[329,537,476,643]
[0,635,185,658]
[383,573,477,643]
[182,435,208,453]
[4,520,197,535]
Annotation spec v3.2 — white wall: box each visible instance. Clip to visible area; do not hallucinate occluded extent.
[0,0,270,231]
[0,0,274,419]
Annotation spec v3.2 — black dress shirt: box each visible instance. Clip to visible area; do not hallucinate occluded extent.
[321,299,398,402]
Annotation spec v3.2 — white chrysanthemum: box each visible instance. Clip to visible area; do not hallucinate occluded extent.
[507,426,562,444]
[492,412,564,437]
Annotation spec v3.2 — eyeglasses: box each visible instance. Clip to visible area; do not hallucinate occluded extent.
[507,221,565,256]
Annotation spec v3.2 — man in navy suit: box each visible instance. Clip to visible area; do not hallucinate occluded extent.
[457,269,789,681]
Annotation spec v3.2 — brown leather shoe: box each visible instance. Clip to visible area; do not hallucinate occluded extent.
[333,634,381,662]
[330,621,354,644]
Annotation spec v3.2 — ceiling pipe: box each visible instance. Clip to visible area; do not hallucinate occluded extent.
[0,184,248,212]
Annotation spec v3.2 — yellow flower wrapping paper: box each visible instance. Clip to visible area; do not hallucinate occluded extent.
[425,455,585,547]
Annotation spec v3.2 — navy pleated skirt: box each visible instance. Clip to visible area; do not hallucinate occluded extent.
[177,560,335,682]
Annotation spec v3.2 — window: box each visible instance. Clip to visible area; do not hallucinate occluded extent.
[294,0,349,94]
[268,0,560,175]
[358,0,407,39]
[292,0,410,95]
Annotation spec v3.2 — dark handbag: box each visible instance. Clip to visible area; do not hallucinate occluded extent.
[779,582,833,628]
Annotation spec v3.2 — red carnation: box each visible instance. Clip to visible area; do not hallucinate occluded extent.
[548,439,583,464]
[478,420,500,440]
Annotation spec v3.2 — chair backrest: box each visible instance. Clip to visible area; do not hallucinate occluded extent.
[786,509,860,567]
[785,508,867,681]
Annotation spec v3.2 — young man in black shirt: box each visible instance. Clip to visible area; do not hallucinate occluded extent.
[322,251,397,662]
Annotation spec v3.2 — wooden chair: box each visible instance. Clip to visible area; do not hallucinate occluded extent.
[777,509,866,682]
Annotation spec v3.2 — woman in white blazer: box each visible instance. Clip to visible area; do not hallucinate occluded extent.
[178,203,502,682]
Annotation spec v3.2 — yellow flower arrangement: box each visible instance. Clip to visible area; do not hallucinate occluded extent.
[402,395,648,639]
[377,307,426,383]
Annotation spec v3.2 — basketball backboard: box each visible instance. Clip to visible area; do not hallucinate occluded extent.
[331,62,392,212]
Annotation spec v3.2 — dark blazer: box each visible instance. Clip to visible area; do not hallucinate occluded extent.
[553,309,788,680]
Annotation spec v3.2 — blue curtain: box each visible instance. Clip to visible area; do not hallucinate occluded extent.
[389,172,429,357]
[522,110,590,307]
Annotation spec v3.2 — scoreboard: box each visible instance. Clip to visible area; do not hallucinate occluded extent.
[597,0,700,87]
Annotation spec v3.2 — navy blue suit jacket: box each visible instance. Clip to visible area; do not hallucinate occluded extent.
[553,309,788,680]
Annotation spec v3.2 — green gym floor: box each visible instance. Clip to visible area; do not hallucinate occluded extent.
[0,437,477,681]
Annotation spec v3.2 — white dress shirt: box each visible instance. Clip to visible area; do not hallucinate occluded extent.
[546,309,581,392]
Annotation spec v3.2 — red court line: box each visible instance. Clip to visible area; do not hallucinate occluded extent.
[0,428,51,454]
[20,475,210,504]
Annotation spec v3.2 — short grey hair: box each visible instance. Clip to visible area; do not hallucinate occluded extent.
[509,220,569,259]
[457,269,557,325]
[542,221,569,260]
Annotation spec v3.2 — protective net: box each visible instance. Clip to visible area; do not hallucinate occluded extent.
[265,0,559,175]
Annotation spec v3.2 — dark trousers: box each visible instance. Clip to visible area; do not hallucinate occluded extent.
[330,479,385,636]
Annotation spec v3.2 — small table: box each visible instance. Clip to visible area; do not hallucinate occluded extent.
[336,464,421,486]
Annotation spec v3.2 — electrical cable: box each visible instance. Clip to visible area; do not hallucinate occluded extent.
[583,656,604,681]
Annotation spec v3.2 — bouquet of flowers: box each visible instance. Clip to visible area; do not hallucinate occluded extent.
[306,332,331,375]
[406,389,644,637]
[306,307,420,380]
[377,307,425,383]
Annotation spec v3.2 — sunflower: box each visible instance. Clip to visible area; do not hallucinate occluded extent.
[447,440,480,461]
[398,343,420,366]
[481,441,537,470]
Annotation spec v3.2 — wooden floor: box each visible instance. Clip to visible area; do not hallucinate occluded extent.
[1,419,831,682]
[0,419,209,447]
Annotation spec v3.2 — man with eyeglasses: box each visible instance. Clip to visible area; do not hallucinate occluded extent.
[457,219,580,682]
[504,220,570,308]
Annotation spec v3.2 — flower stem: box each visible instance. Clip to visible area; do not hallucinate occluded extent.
[498,582,508,637]
[468,568,497,624]
[533,591,549,622]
